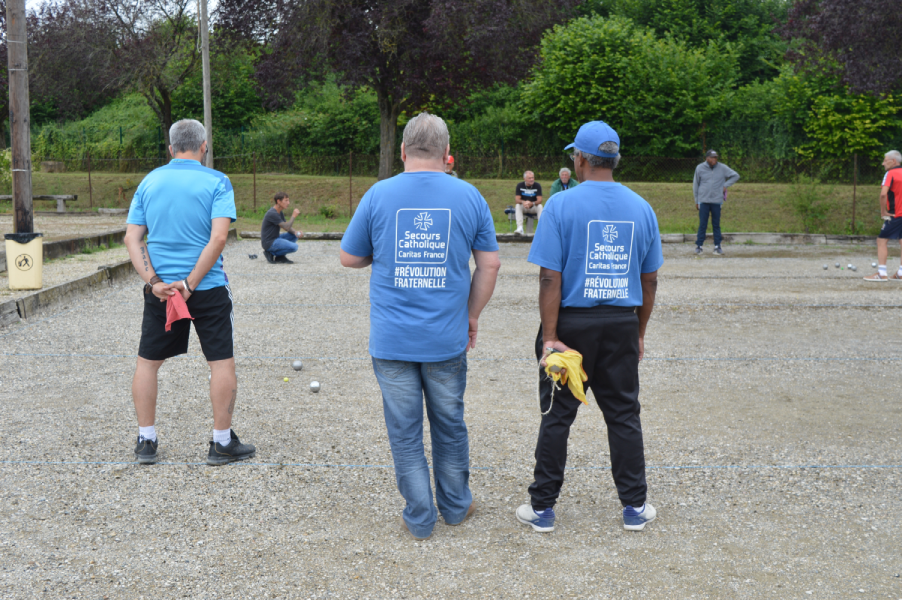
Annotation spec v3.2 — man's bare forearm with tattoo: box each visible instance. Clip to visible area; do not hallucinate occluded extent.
[125,224,174,301]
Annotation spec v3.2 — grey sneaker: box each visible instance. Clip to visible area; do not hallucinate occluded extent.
[714,245,724,255]
[134,436,158,465]
[694,246,703,255]
[207,430,256,465]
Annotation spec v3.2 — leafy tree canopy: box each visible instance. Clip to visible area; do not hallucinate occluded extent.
[580,0,788,84]
[521,15,740,156]
[218,0,579,178]
[170,47,262,131]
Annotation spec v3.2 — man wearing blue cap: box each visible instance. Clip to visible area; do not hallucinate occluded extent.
[515,121,663,533]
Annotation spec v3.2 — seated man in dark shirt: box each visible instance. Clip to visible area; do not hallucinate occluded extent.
[514,170,543,235]
[260,192,303,264]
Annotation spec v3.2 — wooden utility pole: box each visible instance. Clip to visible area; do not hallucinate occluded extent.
[6,0,33,233]
[852,153,858,229]
[198,0,213,168]
[87,152,93,208]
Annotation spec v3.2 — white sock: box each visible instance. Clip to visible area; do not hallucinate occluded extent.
[138,425,156,443]
[213,428,231,447]
[879,265,887,276]
[896,266,902,276]
[633,503,646,513]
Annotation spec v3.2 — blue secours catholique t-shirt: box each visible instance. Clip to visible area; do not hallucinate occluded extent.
[528,181,663,307]
[127,159,237,290]
[341,171,499,362]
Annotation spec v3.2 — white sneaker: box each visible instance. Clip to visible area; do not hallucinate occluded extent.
[516,504,555,532]
[622,503,656,531]
[514,227,525,235]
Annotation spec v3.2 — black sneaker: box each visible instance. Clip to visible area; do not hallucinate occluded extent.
[207,430,256,466]
[274,255,294,264]
[714,245,724,255]
[134,436,158,464]
[263,250,276,264]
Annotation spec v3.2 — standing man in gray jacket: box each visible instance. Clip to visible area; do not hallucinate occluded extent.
[694,150,739,255]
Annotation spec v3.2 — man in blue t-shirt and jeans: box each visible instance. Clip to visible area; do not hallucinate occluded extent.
[125,119,256,466]
[341,112,501,540]
[516,121,663,533]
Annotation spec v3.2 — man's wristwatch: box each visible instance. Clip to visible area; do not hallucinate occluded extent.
[144,275,162,294]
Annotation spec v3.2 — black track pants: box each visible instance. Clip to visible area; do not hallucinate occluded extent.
[528,306,647,509]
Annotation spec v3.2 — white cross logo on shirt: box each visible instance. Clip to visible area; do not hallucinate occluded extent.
[414,212,433,231]
[602,224,618,243]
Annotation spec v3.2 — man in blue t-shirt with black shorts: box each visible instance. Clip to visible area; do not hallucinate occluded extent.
[515,121,663,533]
[341,112,501,540]
[124,119,255,466]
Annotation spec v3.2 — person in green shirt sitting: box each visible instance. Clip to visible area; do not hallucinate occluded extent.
[549,167,578,198]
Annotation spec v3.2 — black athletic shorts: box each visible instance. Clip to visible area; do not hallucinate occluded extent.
[138,284,234,361]
[878,217,902,239]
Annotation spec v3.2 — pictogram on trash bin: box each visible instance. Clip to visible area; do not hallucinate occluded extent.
[15,254,34,271]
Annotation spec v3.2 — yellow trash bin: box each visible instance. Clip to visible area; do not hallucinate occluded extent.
[5,232,44,290]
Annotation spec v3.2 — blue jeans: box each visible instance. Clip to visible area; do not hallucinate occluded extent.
[696,202,722,247]
[268,232,298,256]
[371,352,471,538]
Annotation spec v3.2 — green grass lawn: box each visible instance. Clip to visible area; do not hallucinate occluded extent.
[1,171,884,236]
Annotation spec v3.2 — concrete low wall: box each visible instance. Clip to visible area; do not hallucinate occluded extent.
[12,260,133,322]
[2,228,237,273]
[670,232,875,245]
[0,228,128,271]
[242,230,877,245]
[2,228,238,327]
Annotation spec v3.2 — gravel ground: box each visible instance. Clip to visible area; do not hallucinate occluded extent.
[0,214,127,241]
[1,240,901,599]
[0,245,130,301]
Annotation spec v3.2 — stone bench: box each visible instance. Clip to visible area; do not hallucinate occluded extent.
[0,195,77,213]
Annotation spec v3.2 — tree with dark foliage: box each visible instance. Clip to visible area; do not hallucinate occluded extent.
[782,0,902,96]
[96,0,202,147]
[27,2,121,123]
[218,0,580,179]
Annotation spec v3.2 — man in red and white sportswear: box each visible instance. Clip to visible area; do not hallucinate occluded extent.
[864,150,902,281]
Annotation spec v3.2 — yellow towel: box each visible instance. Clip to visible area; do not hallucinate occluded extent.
[544,350,588,405]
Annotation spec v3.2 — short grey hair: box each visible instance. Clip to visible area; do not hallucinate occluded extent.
[523,170,534,179]
[402,112,449,160]
[169,119,206,154]
[559,167,571,176]
[886,150,902,164]
[576,142,621,170]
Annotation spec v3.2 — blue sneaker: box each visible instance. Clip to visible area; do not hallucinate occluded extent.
[623,503,656,531]
[516,504,555,532]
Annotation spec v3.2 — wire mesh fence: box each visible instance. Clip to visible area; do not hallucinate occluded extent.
[35,152,890,185]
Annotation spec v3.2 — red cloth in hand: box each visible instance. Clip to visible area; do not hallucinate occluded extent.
[165,291,194,332]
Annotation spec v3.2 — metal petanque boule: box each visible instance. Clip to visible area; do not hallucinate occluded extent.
[310,381,321,393]
[835,263,840,268]
[872,262,878,268]
[292,360,304,371]
[823,265,828,270]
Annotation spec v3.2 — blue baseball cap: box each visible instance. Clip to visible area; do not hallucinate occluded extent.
[564,121,621,157]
